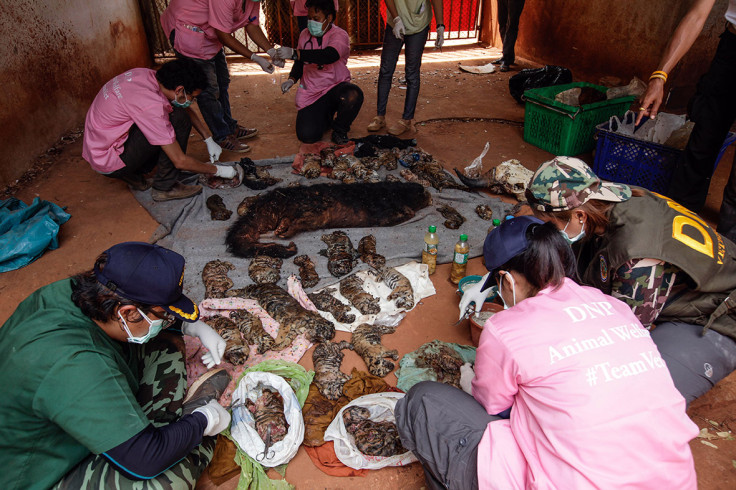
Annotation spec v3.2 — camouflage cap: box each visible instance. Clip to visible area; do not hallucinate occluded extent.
[526,156,632,212]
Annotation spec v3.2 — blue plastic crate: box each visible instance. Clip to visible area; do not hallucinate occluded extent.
[592,122,736,194]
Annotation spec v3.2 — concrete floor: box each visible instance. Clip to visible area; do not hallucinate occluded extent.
[2,45,735,489]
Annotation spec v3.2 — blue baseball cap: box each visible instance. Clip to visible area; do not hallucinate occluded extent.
[94,242,199,322]
[480,216,544,291]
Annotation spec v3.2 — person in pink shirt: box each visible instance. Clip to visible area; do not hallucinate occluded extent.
[276,0,362,144]
[290,0,339,33]
[82,59,242,202]
[161,0,283,153]
[396,216,698,489]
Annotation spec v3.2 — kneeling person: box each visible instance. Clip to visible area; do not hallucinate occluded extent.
[279,0,363,145]
[83,59,239,201]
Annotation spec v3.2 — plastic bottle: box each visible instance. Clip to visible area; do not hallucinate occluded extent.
[422,225,439,275]
[450,234,470,284]
[488,218,501,234]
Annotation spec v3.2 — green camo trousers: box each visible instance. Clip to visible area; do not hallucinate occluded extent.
[52,333,215,490]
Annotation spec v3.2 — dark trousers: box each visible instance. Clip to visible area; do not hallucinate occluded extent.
[667,28,736,240]
[377,25,430,120]
[296,81,364,143]
[109,106,191,192]
[170,30,237,141]
[496,0,526,64]
[395,381,501,490]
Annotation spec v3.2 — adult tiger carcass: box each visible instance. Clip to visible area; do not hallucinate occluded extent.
[226,182,432,258]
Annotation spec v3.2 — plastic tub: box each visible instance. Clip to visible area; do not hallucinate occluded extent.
[469,302,504,347]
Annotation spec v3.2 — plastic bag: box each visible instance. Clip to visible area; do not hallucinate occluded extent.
[463,141,490,178]
[324,392,417,470]
[230,371,305,467]
[509,65,573,103]
[0,197,71,273]
[606,77,647,100]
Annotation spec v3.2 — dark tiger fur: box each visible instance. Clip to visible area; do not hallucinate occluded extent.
[241,283,335,349]
[246,389,289,442]
[312,340,353,400]
[339,274,380,315]
[357,234,386,268]
[248,256,283,284]
[202,260,235,299]
[342,406,406,457]
[372,266,414,310]
[206,194,232,221]
[320,231,359,277]
[415,342,465,388]
[229,309,275,354]
[293,255,320,289]
[307,287,356,324]
[225,182,432,258]
[351,323,398,377]
[204,315,248,365]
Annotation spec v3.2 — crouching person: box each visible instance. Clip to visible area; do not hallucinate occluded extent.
[278,0,363,145]
[0,242,231,489]
[395,217,698,489]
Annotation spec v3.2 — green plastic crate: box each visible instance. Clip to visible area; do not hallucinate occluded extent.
[522,82,636,156]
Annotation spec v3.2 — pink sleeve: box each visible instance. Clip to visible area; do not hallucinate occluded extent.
[330,29,350,59]
[208,0,246,33]
[472,322,518,414]
[130,105,176,146]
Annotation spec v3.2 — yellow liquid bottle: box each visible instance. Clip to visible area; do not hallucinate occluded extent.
[450,234,469,284]
[421,225,439,275]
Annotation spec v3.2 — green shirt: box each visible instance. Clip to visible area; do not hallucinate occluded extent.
[387,0,434,35]
[0,279,149,490]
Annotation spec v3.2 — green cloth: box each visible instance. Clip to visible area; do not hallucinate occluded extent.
[395,340,477,393]
[0,279,149,490]
[387,0,434,35]
[230,360,315,490]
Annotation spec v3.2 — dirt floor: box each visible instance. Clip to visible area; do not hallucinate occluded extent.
[2,44,735,489]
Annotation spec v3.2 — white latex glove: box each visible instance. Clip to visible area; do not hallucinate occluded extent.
[458,272,493,320]
[392,16,406,40]
[435,25,445,48]
[267,47,285,68]
[203,137,222,163]
[281,79,295,94]
[182,320,226,368]
[214,164,237,179]
[251,53,275,74]
[459,362,475,395]
[276,46,295,60]
[193,400,232,436]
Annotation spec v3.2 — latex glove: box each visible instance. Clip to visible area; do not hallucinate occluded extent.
[193,400,232,436]
[281,79,295,94]
[459,362,475,394]
[435,25,445,48]
[458,272,493,320]
[276,46,295,61]
[203,137,222,163]
[214,164,237,179]
[251,53,275,74]
[182,320,226,368]
[267,47,285,68]
[392,16,405,40]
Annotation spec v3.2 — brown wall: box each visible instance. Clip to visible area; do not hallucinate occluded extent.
[0,0,150,189]
[480,0,729,109]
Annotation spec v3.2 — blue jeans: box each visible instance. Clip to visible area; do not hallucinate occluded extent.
[377,25,430,120]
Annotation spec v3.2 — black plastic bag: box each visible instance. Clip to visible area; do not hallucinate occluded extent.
[509,65,573,104]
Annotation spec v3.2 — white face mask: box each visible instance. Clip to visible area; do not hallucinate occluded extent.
[561,218,585,244]
[497,271,516,310]
[117,308,169,344]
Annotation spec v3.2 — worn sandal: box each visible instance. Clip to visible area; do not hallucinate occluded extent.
[233,125,259,140]
[367,115,386,132]
[216,134,251,153]
[388,119,414,136]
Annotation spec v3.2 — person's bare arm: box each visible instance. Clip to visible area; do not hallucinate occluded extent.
[245,24,275,52]
[186,106,212,140]
[384,0,399,21]
[636,0,717,124]
[431,0,443,25]
[214,28,256,58]
[161,142,218,174]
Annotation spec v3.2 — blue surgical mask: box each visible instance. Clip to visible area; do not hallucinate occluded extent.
[561,218,585,244]
[118,308,169,344]
[497,272,516,310]
[308,19,326,37]
[171,92,193,109]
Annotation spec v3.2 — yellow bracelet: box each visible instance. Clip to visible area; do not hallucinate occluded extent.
[651,70,668,78]
[649,73,667,83]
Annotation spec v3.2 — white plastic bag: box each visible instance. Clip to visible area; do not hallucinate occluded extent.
[463,141,490,178]
[230,371,305,467]
[324,392,417,470]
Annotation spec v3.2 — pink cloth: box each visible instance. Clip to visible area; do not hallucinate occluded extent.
[294,25,351,110]
[290,0,339,16]
[161,0,260,60]
[82,69,175,174]
[473,278,698,489]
